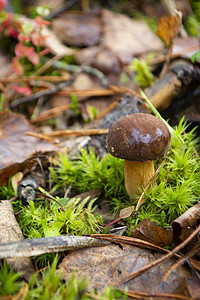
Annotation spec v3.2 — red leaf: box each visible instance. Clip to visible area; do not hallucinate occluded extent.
[18,34,31,42]
[12,57,23,76]
[15,43,39,65]
[25,47,39,65]
[35,16,50,26]
[15,42,25,58]
[0,0,7,10]
[12,85,32,96]
[31,31,49,46]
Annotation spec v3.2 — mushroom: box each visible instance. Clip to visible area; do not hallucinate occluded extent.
[106,113,171,197]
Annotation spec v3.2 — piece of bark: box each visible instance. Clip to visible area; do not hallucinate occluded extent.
[0,235,109,259]
[145,71,182,111]
[172,202,200,245]
[0,200,35,281]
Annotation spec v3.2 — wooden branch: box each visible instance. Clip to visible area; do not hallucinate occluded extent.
[25,128,108,141]
[0,235,109,258]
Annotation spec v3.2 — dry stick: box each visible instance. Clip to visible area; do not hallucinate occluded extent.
[36,53,66,75]
[109,85,143,99]
[57,89,114,98]
[9,78,75,108]
[0,235,109,259]
[163,241,200,282]
[0,75,70,83]
[120,289,192,300]
[48,128,108,137]
[91,234,182,259]
[31,104,70,124]
[25,128,108,140]
[9,49,102,109]
[24,132,57,143]
[115,224,200,285]
[135,158,166,213]
[96,101,118,120]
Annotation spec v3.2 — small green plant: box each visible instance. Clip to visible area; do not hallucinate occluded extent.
[191,50,200,63]
[70,93,80,115]
[122,54,154,88]
[0,178,15,200]
[0,257,127,299]
[185,15,200,37]
[0,260,22,296]
[0,93,5,111]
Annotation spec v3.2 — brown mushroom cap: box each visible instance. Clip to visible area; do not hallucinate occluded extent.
[106,113,171,162]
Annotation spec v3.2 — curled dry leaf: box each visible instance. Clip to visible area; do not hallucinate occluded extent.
[172,202,200,246]
[157,13,182,47]
[131,219,173,247]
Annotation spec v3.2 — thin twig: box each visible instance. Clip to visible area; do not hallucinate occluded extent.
[0,75,70,83]
[25,128,108,140]
[9,49,104,108]
[120,288,192,300]
[163,242,200,281]
[36,53,66,75]
[96,101,118,120]
[116,224,200,285]
[9,78,76,108]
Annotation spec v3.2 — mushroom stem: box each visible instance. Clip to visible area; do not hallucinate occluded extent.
[124,160,155,197]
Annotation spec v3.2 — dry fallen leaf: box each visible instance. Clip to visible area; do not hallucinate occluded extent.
[58,243,196,296]
[102,9,163,63]
[157,13,181,47]
[52,12,102,47]
[0,110,57,171]
[131,219,173,247]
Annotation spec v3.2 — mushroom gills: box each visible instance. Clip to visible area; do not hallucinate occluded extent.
[124,160,155,197]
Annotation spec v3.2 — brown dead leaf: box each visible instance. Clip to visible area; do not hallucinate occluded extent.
[75,46,122,74]
[52,12,102,47]
[0,157,38,185]
[58,243,194,296]
[173,37,200,59]
[102,9,163,63]
[157,14,181,47]
[0,110,57,171]
[131,219,173,247]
